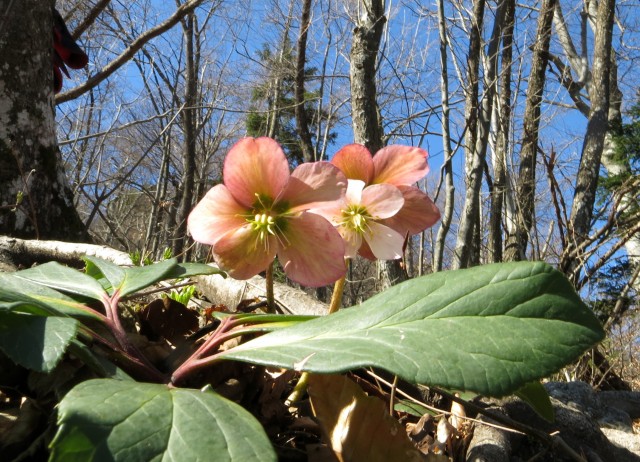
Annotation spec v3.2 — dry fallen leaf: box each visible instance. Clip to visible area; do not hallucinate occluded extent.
[308,374,427,462]
[138,297,199,344]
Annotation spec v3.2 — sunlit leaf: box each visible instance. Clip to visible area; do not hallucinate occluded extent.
[12,262,106,301]
[84,256,178,297]
[0,274,103,320]
[220,262,605,397]
[308,374,425,462]
[83,257,221,298]
[50,379,276,461]
[163,262,226,279]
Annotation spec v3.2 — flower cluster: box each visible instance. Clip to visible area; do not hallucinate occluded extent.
[188,137,440,287]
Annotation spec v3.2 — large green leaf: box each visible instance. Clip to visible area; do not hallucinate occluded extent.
[83,257,222,298]
[163,262,226,279]
[13,262,106,301]
[0,274,103,320]
[50,379,276,461]
[85,256,178,297]
[220,262,605,397]
[0,312,78,372]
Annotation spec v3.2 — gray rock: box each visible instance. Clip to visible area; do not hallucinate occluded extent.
[466,382,640,462]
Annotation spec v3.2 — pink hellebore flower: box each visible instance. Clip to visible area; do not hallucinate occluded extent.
[188,137,348,287]
[313,179,407,260]
[331,144,440,238]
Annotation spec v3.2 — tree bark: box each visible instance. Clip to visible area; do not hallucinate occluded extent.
[172,11,197,260]
[349,0,406,289]
[0,1,89,242]
[488,0,515,264]
[561,0,616,280]
[554,1,637,290]
[294,0,314,163]
[0,235,132,270]
[452,0,485,269]
[350,0,385,156]
[503,0,556,262]
[433,0,455,272]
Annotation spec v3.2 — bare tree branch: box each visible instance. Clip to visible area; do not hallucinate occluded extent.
[55,0,211,104]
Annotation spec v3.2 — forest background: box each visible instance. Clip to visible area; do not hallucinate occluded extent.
[1,0,638,386]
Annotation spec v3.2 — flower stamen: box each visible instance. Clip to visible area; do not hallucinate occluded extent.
[341,205,372,234]
[247,213,278,251]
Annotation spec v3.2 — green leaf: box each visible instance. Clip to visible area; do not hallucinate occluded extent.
[50,379,276,461]
[0,312,77,372]
[0,288,61,317]
[394,400,435,417]
[84,256,124,294]
[66,339,133,380]
[515,381,555,422]
[13,262,106,301]
[84,256,180,297]
[0,274,103,320]
[164,262,226,279]
[220,262,605,397]
[83,258,226,298]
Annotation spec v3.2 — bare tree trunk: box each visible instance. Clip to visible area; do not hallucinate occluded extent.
[173,11,197,260]
[452,0,485,269]
[554,1,637,290]
[503,0,556,261]
[143,134,172,259]
[294,0,314,163]
[0,1,89,242]
[488,0,515,263]
[350,0,385,156]
[601,83,640,292]
[433,0,455,272]
[349,0,405,290]
[267,0,295,140]
[561,0,615,281]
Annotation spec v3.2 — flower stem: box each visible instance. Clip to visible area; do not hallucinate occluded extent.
[287,263,349,404]
[170,316,235,385]
[328,268,347,314]
[102,292,166,382]
[266,261,275,313]
[285,370,311,406]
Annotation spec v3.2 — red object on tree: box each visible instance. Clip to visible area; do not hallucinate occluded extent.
[53,8,88,92]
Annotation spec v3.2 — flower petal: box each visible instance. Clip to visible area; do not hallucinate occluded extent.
[383,185,441,236]
[357,239,376,261]
[307,200,345,226]
[281,161,347,211]
[187,185,248,246]
[223,137,290,207]
[212,225,278,280]
[360,184,404,220]
[346,179,365,204]
[331,144,374,183]
[339,226,363,259]
[277,212,346,287]
[372,145,429,186]
[363,221,405,260]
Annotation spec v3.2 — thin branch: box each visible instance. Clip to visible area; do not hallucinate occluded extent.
[55,0,212,103]
[71,0,111,40]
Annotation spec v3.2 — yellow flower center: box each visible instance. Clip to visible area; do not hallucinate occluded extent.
[341,204,371,234]
[249,213,277,243]
[242,193,292,251]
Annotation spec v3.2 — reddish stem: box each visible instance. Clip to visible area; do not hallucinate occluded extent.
[171,316,242,385]
[99,291,166,382]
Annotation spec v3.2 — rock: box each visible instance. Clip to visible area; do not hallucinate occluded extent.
[466,382,640,462]
[465,411,510,462]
